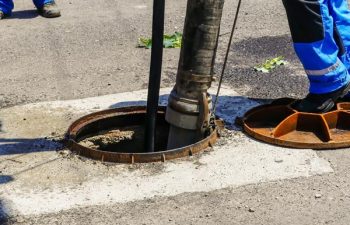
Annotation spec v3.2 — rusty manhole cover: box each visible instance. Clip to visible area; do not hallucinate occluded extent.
[241,98,350,149]
[66,106,221,163]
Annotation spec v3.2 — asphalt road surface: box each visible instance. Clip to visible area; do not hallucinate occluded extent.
[0,0,307,108]
[1,0,350,225]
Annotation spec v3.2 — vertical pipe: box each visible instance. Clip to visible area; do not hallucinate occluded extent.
[145,0,165,152]
[166,0,225,149]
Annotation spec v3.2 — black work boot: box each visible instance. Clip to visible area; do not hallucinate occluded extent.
[38,2,61,18]
[293,82,350,113]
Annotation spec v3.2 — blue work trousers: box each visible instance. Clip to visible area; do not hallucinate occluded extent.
[282,0,350,94]
[0,0,53,14]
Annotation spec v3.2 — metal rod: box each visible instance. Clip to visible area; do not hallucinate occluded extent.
[145,0,165,152]
[212,0,242,114]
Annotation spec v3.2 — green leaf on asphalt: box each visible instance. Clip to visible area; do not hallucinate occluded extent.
[138,37,152,49]
[138,32,182,49]
[163,39,174,48]
[254,56,288,73]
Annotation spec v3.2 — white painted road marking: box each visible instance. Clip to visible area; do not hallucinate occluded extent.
[0,87,333,216]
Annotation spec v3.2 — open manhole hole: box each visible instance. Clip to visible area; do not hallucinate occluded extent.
[66,106,222,163]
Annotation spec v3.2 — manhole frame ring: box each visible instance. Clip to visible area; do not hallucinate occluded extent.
[66,106,221,163]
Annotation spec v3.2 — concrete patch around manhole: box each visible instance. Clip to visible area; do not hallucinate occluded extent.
[134,5,147,9]
[0,86,333,216]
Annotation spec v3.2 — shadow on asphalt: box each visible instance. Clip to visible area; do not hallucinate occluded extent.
[109,95,272,110]
[110,100,147,108]
[0,199,10,225]
[0,138,63,157]
[9,10,39,19]
[109,94,170,109]
[0,175,13,185]
[109,94,274,131]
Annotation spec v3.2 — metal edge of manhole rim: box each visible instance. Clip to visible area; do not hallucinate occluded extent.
[66,105,221,163]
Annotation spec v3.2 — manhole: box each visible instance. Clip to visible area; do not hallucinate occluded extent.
[241,98,350,149]
[66,106,222,163]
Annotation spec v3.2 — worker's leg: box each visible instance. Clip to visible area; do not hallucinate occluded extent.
[282,0,350,112]
[283,0,349,94]
[328,0,350,72]
[0,0,14,15]
[32,0,54,9]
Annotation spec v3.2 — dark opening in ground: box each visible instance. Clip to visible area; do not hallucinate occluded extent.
[79,122,169,153]
[68,106,219,163]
